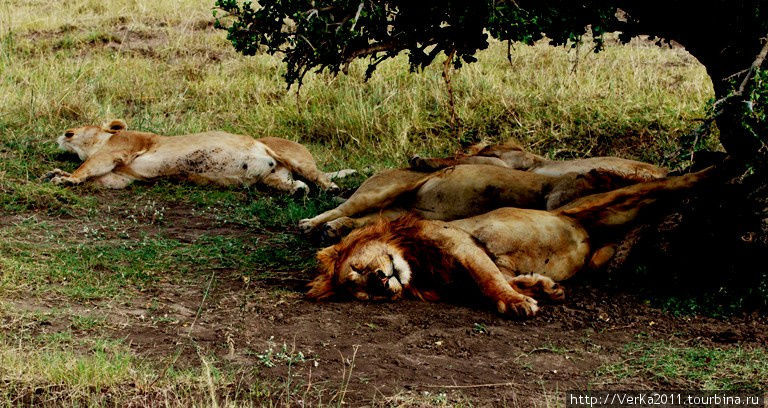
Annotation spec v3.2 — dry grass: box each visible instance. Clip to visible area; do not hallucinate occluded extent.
[1,0,714,176]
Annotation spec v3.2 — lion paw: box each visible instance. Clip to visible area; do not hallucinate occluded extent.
[326,183,340,195]
[49,175,79,186]
[545,282,565,302]
[322,217,354,241]
[298,218,316,234]
[409,155,428,170]
[509,274,565,303]
[496,295,539,318]
[43,169,71,181]
[290,181,309,197]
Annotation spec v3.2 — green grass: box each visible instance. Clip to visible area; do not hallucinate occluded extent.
[0,0,716,218]
[0,231,316,300]
[597,340,768,391]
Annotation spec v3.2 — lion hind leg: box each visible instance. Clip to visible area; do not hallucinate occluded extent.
[554,167,714,228]
[261,167,309,195]
[508,274,565,303]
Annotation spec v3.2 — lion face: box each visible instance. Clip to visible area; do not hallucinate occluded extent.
[308,240,412,301]
[57,119,127,160]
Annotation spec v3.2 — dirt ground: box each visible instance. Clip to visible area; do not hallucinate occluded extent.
[5,194,767,407]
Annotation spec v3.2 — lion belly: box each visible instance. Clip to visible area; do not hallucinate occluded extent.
[531,157,667,180]
[412,165,550,220]
[448,208,590,281]
[125,132,275,185]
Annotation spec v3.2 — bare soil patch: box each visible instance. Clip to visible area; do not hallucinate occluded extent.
[5,192,767,406]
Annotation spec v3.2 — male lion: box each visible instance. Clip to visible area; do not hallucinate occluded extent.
[298,163,650,239]
[306,168,712,317]
[46,119,354,193]
[410,140,668,180]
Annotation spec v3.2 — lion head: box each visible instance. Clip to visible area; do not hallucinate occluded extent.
[58,119,127,160]
[306,218,425,302]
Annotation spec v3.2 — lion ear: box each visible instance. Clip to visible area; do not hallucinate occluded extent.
[306,246,340,300]
[104,119,127,133]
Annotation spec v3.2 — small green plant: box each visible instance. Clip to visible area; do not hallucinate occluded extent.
[70,315,105,331]
[471,322,488,334]
[254,338,309,368]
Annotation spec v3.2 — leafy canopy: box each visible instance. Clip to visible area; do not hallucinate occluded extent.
[214,1,620,86]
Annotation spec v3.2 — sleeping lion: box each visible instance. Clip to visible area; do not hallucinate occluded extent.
[410,140,668,180]
[298,163,651,239]
[306,168,712,317]
[46,119,354,193]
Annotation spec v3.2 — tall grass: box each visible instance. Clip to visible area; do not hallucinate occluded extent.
[1,0,714,183]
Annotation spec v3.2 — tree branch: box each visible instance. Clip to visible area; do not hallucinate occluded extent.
[713,34,768,110]
[341,40,405,73]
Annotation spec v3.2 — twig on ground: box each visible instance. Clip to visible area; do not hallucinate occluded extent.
[422,382,517,389]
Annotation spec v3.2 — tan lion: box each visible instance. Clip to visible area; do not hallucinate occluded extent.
[298,163,650,239]
[46,119,355,193]
[306,168,712,317]
[410,140,668,180]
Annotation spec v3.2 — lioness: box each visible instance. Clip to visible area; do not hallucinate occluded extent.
[410,140,668,180]
[298,164,648,238]
[306,168,712,317]
[47,120,354,193]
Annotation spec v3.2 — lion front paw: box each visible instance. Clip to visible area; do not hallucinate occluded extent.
[49,175,79,186]
[43,169,71,181]
[298,218,316,234]
[322,217,354,241]
[496,294,539,318]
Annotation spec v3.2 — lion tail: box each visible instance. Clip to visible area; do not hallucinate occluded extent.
[553,167,715,229]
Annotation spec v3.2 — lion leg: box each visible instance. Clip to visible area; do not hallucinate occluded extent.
[554,167,714,228]
[508,274,565,303]
[42,168,71,181]
[421,223,539,317]
[323,209,408,240]
[261,167,309,195]
[293,163,337,191]
[49,152,126,186]
[298,170,431,233]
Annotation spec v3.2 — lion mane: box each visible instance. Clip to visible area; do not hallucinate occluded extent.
[308,215,462,302]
